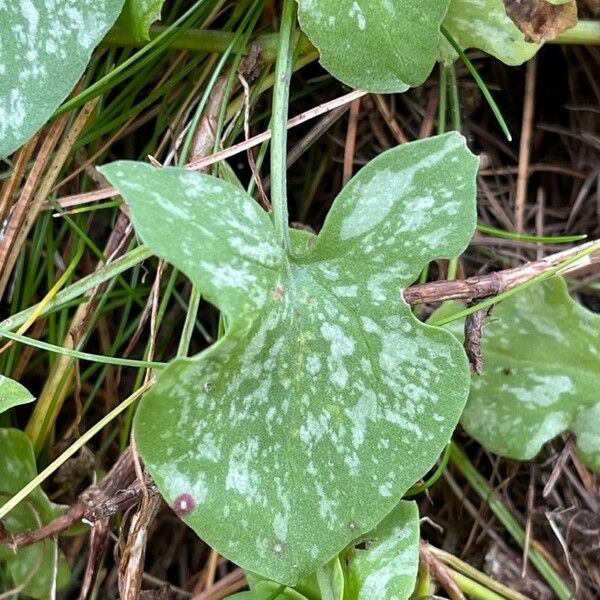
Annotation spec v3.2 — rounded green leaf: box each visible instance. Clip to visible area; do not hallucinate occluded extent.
[455,278,600,470]
[441,0,541,65]
[226,591,304,600]
[0,0,126,158]
[0,374,35,415]
[297,0,451,92]
[101,131,478,584]
[316,557,344,600]
[343,501,419,600]
[116,0,164,42]
[0,429,70,597]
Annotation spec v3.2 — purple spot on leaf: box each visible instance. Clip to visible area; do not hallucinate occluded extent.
[172,493,195,517]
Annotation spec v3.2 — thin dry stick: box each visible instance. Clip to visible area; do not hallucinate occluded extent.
[543,438,573,498]
[186,88,367,170]
[0,133,39,223]
[515,55,537,232]
[52,89,368,210]
[402,238,600,305]
[1,99,98,296]
[192,549,220,596]
[419,89,438,140]
[522,465,535,577]
[4,449,135,549]
[0,113,71,298]
[373,94,409,144]
[342,97,361,186]
[191,569,246,600]
[535,187,545,261]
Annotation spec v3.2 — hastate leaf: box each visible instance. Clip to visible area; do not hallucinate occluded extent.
[0,0,125,158]
[0,374,35,415]
[343,501,419,600]
[0,429,70,598]
[453,278,600,470]
[100,131,478,584]
[296,0,451,92]
[441,0,541,65]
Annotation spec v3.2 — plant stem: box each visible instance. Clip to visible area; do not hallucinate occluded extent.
[429,546,531,600]
[448,569,510,600]
[449,443,573,600]
[270,0,296,250]
[550,20,600,44]
[0,327,164,369]
[441,25,512,142]
[446,63,461,132]
[438,63,447,134]
[102,20,600,56]
[177,287,202,356]
[0,245,152,331]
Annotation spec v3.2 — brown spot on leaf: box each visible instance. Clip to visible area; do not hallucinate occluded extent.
[503,0,577,43]
[172,493,195,517]
[272,285,285,300]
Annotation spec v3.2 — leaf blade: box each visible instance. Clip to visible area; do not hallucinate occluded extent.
[343,501,419,600]
[0,375,35,415]
[0,0,125,157]
[107,133,478,583]
[448,278,600,470]
[297,0,451,92]
[0,429,70,598]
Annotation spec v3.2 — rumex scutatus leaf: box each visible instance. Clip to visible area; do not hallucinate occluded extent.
[99,131,478,584]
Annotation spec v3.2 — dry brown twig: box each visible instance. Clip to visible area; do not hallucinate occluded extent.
[402,238,600,305]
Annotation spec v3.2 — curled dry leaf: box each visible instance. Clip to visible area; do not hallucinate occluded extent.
[502,0,578,43]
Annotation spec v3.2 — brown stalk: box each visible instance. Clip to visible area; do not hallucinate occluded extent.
[402,238,600,305]
[515,55,537,232]
[0,114,70,298]
[420,542,466,600]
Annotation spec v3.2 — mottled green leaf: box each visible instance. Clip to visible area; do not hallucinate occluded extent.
[99,131,478,584]
[116,0,164,42]
[226,591,304,600]
[343,501,419,600]
[317,557,344,600]
[0,0,125,158]
[0,429,70,597]
[448,278,600,470]
[441,0,541,65]
[0,375,34,415]
[247,567,320,600]
[296,0,451,92]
